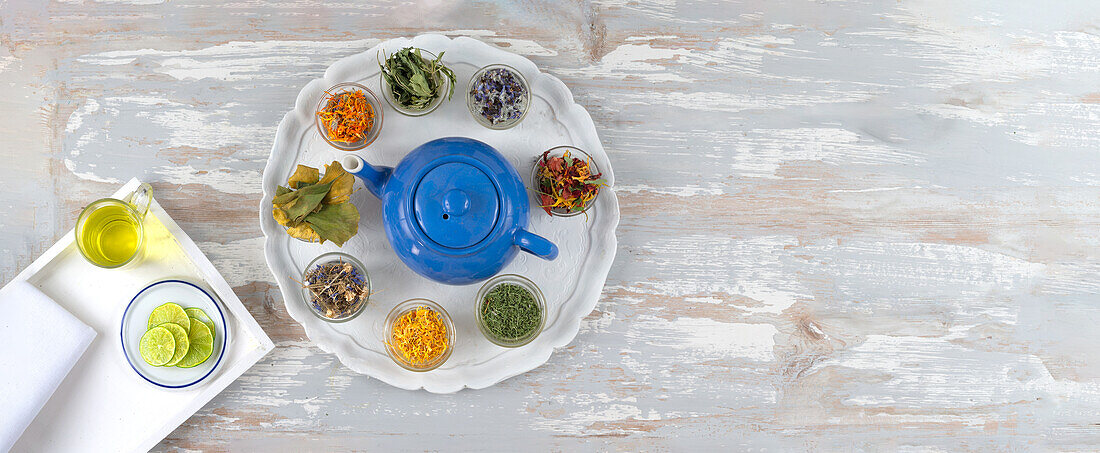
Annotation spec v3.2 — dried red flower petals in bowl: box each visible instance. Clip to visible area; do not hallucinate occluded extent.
[531,146,605,218]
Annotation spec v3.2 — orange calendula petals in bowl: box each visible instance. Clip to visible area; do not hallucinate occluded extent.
[388,307,449,364]
[316,89,375,144]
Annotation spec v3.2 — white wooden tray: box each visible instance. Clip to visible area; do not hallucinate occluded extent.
[260,34,619,393]
[9,179,274,452]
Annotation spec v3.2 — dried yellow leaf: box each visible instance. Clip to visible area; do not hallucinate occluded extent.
[318,161,354,205]
[273,207,290,226]
[285,223,321,243]
[288,165,320,189]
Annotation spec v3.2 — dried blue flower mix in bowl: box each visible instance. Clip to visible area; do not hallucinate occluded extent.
[299,252,370,323]
[467,64,530,130]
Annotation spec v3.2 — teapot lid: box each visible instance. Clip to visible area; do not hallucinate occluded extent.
[413,162,501,249]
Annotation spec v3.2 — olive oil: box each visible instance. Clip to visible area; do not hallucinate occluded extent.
[78,204,141,267]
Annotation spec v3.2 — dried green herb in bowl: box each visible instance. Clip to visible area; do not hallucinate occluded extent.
[378,47,456,116]
[475,274,546,347]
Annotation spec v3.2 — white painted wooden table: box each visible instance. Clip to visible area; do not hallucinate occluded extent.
[3,1,1100,450]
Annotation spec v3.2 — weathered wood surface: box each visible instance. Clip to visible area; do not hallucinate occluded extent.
[3,0,1100,450]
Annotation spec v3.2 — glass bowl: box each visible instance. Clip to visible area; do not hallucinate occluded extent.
[466,63,530,130]
[120,279,227,389]
[379,49,450,117]
[300,252,370,323]
[475,274,546,348]
[384,299,455,371]
[314,82,383,151]
[530,146,601,218]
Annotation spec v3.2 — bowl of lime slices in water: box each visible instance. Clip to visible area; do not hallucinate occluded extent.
[120,279,227,389]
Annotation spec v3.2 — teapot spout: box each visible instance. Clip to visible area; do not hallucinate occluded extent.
[342,155,392,199]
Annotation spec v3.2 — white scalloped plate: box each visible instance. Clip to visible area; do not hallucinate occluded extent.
[260,34,618,393]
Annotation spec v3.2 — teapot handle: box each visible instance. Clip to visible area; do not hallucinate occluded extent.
[514,229,558,261]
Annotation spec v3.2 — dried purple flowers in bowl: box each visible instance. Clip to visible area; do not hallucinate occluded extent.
[299,252,370,322]
[467,64,530,130]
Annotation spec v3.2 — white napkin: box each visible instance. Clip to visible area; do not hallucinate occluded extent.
[0,281,96,452]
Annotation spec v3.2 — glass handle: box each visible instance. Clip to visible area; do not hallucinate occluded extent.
[127,183,153,220]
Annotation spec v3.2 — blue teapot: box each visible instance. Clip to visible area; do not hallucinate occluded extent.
[342,137,558,285]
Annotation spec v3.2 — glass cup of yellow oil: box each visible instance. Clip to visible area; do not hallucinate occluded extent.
[75,183,153,269]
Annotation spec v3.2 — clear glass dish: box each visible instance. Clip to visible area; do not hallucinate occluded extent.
[530,146,601,218]
[384,299,455,371]
[120,279,228,389]
[466,63,530,130]
[314,82,383,151]
[300,252,370,323]
[475,274,546,348]
[379,49,450,117]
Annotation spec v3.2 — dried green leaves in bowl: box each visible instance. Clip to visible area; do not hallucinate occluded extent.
[272,161,360,246]
[378,47,456,115]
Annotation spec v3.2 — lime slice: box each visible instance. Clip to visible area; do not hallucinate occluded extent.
[147,302,190,332]
[185,308,215,334]
[175,319,213,368]
[158,322,190,367]
[139,326,175,366]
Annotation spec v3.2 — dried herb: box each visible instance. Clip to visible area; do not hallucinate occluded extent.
[284,222,321,243]
[379,47,456,111]
[389,306,449,364]
[470,67,528,126]
[534,149,605,216]
[480,283,540,341]
[287,165,319,189]
[303,203,358,247]
[272,161,360,246]
[301,260,368,319]
[316,89,376,144]
[275,180,333,224]
[316,160,354,205]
